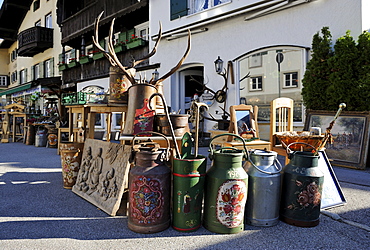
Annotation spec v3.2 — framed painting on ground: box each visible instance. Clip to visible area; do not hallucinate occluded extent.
[304,110,370,169]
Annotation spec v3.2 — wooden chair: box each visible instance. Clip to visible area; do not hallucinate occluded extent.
[221,104,271,151]
[270,97,294,158]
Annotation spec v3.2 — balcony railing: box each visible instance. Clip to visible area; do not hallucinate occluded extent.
[61,45,150,84]
[18,26,53,57]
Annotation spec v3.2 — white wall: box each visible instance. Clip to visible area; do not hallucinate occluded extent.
[149,0,366,133]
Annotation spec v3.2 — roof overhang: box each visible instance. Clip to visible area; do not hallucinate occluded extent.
[0,0,33,48]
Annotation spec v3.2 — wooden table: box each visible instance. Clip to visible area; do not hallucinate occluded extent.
[209,129,271,151]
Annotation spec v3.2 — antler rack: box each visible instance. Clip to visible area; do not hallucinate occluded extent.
[92,11,191,86]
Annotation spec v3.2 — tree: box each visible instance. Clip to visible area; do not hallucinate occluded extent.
[356,31,370,111]
[326,31,359,111]
[302,27,333,110]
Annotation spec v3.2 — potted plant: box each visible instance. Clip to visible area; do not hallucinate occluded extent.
[79,55,93,64]
[68,58,79,68]
[126,34,146,49]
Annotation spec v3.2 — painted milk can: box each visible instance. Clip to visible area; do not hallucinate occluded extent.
[203,133,248,234]
[128,132,171,234]
[59,142,84,189]
[35,128,47,147]
[280,143,324,227]
[172,155,207,232]
[243,150,282,227]
[121,83,157,135]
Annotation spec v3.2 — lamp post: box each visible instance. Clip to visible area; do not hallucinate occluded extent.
[152,69,163,108]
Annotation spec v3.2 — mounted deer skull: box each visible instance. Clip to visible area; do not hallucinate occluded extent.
[92,11,191,87]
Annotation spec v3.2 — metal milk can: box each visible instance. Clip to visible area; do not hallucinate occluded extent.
[128,132,171,233]
[280,143,324,227]
[243,150,282,227]
[203,133,248,234]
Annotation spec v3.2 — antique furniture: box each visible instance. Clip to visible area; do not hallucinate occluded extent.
[269,97,294,159]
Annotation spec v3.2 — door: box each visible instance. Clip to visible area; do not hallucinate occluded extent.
[176,69,204,114]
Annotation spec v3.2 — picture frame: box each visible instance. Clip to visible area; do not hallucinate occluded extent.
[318,151,346,209]
[228,104,259,140]
[304,110,370,169]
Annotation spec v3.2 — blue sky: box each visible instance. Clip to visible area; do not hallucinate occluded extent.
[0,1,3,8]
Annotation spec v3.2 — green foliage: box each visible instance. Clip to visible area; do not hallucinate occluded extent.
[302,27,333,110]
[302,28,370,111]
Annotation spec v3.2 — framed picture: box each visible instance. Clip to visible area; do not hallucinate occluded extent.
[304,110,370,169]
[318,151,346,209]
[228,104,259,140]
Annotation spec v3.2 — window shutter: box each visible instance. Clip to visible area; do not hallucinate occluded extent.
[119,31,127,43]
[70,49,76,60]
[170,0,188,20]
[40,62,44,78]
[50,58,54,76]
[59,53,64,63]
[31,65,35,81]
[127,29,135,40]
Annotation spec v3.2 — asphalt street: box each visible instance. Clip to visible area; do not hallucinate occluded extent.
[1,142,370,249]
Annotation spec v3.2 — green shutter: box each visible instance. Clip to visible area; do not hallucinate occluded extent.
[119,31,127,43]
[31,65,34,81]
[127,29,135,41]
[50,58,54,76]
[39,62,44,78]
[170,0,188,20]
[59,53,64,63]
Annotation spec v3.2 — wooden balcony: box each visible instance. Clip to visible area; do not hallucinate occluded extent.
[60,0,148,48]
[17,26,53,57]
[61,45,150,84]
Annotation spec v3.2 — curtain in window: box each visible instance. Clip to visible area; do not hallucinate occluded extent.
[195,0,207,12]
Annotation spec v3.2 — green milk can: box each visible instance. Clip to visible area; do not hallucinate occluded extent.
[280,143,324,227]
[203,133,248,234]
[172,155,207,232]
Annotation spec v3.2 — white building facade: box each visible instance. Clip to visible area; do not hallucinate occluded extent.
[149,0,370,139]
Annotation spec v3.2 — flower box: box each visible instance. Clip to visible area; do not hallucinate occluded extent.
[114,44,126,53]
[58,64,68,71]
[92,52,105,60]
[68,61,79,68]
[79,56,93,64]
[126,38,146,49]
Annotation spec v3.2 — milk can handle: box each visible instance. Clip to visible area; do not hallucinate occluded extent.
[132,131,171,161]
[209,133,249,159]
[286,142,317,155]
[248,152,283,175]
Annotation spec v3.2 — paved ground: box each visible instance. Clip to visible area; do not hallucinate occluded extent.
[1,142,370,249]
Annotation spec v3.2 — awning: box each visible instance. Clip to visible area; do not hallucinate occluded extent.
[0,83,32,96]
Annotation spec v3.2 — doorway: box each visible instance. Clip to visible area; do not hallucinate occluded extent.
[176,66,204,114]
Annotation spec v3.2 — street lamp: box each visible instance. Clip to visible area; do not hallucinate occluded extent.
[152,69,159,81]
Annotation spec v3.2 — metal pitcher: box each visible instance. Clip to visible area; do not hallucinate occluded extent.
[203,133,248,234]
[280,142,324,227]
[243,149,282,227]
[128,132,171,233]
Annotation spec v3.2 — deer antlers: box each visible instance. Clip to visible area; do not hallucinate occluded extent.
[92,11,191,86]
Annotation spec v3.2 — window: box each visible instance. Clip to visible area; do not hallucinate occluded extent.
[135,22,149,41]
[45,13,52,28]
[0,76,8,87]
[283,72,298,88]
[238,46,307,123]
[44,59,54,77]
[250,76,262,91]
[33,0,40,11]
[10,50,17,61]
[11,71,17,83]
[34,64,40,80]
[20,69,27,84]
[189,0,231,14]
[170,0,231,19]
[35,20,41,26]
